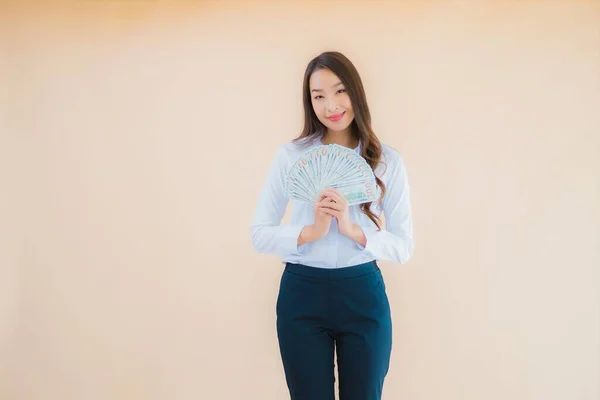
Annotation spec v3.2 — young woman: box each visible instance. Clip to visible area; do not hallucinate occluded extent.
[251,51,414,400]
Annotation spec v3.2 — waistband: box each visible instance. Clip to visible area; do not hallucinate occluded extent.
[284,261,379,280]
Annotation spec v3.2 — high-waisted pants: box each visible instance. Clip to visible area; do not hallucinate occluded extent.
[276,261,392,400]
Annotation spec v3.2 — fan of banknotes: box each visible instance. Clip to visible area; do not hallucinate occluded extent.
[284,144,379,206]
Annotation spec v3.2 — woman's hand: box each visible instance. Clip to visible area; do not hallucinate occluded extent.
[312,191,333,237]
[298,192,333,245]
[317,188,367,247]
[317,188,353,236]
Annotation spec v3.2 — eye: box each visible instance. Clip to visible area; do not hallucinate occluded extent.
[337,89,346,94]
[314,95,324,100]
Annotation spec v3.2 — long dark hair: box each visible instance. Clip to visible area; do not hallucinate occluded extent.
[294,51,386,230]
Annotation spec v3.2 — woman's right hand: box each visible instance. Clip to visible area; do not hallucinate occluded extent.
[312,192,333,238]
[297,192,333,245]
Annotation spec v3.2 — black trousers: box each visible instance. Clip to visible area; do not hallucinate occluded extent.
[276,261,392,400]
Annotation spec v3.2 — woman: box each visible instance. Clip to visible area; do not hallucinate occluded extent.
[250,51,414,400]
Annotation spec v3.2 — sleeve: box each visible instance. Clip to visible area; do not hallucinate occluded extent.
[356,153,414,264]
[250,145,307,256]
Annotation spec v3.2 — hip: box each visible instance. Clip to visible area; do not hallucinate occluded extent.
[276,261,391,326]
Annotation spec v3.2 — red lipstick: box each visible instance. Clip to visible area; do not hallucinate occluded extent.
[327,112,345,122]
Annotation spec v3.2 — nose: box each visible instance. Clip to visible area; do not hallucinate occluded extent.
[326,99,339,113]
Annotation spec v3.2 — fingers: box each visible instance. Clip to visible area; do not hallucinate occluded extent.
[318,188,334,201]
[314,200,333,218]
[316,188,347,218]
[319,187,340,199]
[314,196,329,212]
[319,207,339,218]
[317,191,334,203]
[318,199,342,211]
[317,188,347,221]
[323,189,346,205]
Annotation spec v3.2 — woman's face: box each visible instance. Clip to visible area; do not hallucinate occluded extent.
[309,68,354,133]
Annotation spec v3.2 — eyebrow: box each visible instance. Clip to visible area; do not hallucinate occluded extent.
[311,81,344,93]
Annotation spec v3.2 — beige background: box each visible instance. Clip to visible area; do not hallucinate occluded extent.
[1,1,599,399]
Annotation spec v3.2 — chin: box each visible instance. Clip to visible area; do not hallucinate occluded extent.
[328,125,350,133]
[325,120,353,133]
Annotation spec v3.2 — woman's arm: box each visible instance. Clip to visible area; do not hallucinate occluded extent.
[250,146,304,255]
[250,146,323,255]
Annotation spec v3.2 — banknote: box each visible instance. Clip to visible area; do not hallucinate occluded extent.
[284,144,378,206]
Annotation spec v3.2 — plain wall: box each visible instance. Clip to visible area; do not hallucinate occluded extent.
[1,1,599,399]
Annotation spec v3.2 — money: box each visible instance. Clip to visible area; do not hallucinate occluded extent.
[284,144,379,206]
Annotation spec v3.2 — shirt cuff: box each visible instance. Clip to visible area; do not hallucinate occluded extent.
[279,224,307,255]
[356,225,378,255]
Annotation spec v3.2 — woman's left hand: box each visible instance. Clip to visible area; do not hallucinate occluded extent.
[317,188,353,236]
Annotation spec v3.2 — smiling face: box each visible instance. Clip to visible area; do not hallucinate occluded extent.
[309,68,355,135]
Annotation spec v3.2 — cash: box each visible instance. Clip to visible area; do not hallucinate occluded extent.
[284,144,378,206]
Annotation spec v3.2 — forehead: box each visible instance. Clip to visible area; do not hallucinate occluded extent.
[309,68,343,90]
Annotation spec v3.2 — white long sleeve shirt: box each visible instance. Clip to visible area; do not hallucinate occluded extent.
[250,135,414,269]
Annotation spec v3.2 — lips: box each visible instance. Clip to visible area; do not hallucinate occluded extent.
[327,112,345,122]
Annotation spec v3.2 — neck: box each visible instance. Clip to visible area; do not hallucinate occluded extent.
[321,128,358,149]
